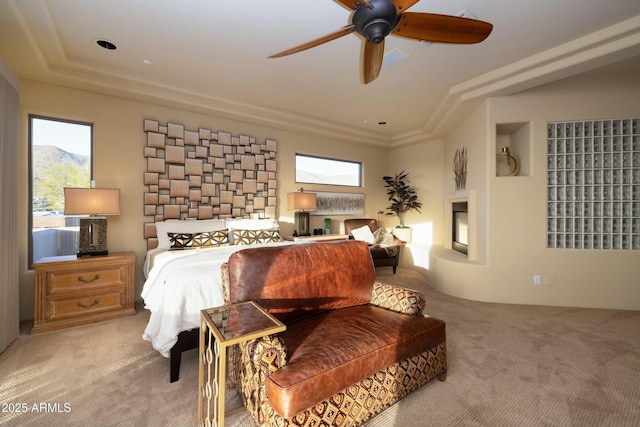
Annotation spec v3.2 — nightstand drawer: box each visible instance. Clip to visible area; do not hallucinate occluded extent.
[47,265,126,294]
[33,252,136,334]
[48,288,126,321]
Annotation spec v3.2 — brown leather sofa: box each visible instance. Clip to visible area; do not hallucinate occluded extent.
[223,240,447,426]
[344,218,400,273]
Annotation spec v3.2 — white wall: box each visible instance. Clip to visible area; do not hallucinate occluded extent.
[17,81,390,321]
[389,139,445,271]
[15,69,640,322]
[426,70,640,310]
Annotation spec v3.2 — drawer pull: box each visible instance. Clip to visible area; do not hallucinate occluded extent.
[77,299,99,308]
[77,274,100,284]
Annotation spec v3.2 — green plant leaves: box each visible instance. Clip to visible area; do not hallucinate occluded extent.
[382,171,422,226]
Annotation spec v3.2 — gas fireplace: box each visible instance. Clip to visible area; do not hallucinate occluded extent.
[452,201,469,256]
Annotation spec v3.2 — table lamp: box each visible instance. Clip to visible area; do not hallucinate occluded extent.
[287,188,317,237]
[64,187,120,257]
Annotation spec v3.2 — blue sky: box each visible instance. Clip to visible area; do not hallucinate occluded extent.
[32,117,91,156]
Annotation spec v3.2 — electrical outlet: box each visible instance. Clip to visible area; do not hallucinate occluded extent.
[533,275,541,285]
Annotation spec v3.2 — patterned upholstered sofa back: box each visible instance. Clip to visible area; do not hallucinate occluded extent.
[226,240,376,323]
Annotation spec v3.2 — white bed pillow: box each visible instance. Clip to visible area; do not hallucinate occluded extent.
[155,219,227,249]
[226,218,279,231]
[351,225,376,245]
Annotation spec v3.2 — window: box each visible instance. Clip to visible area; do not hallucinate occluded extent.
[546,119,639,250]
[295,154,361,187]
[29,116,93,263]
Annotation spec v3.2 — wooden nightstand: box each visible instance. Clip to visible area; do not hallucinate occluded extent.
[32,252,136,334]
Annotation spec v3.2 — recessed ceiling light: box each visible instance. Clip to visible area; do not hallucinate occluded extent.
[96,39,117,50]
[142,59,152,66]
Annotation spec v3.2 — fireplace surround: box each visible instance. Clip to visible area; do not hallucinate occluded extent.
[452,202,469,255]
[445,189,477,261]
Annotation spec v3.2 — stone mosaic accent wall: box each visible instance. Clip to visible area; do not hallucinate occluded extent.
[142,119,277,249]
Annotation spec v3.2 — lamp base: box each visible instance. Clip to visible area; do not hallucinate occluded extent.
[79,217,109,257]
[293,211,310,237]
[77,250,109,258]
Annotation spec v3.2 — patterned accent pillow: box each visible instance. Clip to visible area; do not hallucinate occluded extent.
[168,230,229,250]
[370,281,425,316]
[230,228,282,245]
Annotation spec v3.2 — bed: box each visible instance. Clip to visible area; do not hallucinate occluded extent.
[141,218,291,382]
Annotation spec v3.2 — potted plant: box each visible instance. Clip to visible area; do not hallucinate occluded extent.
[382,171,422,242]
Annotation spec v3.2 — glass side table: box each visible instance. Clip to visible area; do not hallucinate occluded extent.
[198,301,286,427]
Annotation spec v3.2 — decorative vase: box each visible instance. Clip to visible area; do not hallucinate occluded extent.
[323,218,332,235]
[496,147,520,176]
[453,147,467,190]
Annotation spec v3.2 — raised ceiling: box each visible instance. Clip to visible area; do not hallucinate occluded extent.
[1,0,640,147]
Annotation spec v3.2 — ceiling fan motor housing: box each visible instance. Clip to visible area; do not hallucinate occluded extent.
[352,0,400,44]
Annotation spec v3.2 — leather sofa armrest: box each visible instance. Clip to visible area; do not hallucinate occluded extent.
[370,281,425,316]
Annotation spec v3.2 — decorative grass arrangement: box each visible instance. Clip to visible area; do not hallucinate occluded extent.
[453,147,467,191]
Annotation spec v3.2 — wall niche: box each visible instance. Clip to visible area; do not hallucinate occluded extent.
[496,122,531,177]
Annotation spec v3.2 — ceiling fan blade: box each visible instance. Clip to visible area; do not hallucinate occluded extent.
[392,12,493,44]
[335,0,373,10]
[268,25,355,58]
[394,0,420,13]
[363,39,385,84]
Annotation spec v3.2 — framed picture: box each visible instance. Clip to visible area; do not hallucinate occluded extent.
[312,191,365,216]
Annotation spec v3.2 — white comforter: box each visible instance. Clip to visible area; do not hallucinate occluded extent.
[141,242,292,357]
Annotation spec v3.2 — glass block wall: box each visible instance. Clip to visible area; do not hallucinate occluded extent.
[547,119,640,249]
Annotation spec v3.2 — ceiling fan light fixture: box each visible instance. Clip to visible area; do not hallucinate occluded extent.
[268,0,493,84]
[352,0,399,43]
[360,19,391,43]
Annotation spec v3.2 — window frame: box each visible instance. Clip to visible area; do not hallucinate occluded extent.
[295,153,362,187]
[28,115,94,266]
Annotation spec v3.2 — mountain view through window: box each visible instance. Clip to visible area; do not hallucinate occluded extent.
[30,116,92,263]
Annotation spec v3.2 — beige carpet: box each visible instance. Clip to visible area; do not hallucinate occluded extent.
[1,268,639,427]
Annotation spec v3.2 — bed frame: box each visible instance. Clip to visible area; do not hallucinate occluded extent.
[170,329,200,382]
[142,119,279,382]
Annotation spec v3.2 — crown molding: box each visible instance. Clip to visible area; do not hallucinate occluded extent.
[417,15,640,141]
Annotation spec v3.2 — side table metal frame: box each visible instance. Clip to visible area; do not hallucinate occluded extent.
[198,301,285,427]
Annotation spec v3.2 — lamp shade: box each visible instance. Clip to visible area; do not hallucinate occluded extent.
[287,191,317,211]
[64,188,121,216]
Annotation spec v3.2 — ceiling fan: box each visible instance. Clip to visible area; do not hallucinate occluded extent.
[268,0,493,84]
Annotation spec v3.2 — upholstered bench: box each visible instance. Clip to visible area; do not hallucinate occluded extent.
[223,240,447,426]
